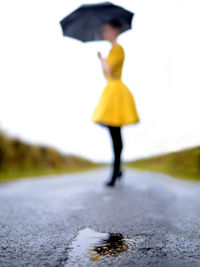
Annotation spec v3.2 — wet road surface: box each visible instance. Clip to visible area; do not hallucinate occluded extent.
[0,166,200,267]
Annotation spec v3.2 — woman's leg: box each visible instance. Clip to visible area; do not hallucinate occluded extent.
[107,126,123,185]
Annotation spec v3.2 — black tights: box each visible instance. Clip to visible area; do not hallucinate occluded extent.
[108,126,123,178]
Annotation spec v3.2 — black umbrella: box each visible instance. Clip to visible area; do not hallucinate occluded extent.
[60,1,134,42]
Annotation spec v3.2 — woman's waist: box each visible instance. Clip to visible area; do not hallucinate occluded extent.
[106,78,121,82]
[105,75,122,81]
[104,72,121,80]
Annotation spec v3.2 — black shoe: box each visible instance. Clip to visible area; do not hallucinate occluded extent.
[105,175,117,187]
[105,170,122,187]
[105,179,116,187]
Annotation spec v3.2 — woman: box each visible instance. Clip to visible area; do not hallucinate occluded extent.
[91,18,140,187]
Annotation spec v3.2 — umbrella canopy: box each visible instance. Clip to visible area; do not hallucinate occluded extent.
[60,1,134,42]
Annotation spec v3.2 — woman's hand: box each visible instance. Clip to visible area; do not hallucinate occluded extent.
[97,51,112,74]
[97,51,102,60]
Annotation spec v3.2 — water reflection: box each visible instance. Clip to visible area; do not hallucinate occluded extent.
[89,232,131,260]
[66,227,137,265]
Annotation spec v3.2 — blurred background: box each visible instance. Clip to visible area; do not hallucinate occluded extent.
[0,0,199,168]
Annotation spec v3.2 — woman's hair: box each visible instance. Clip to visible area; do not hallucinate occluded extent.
[104,18,123,31]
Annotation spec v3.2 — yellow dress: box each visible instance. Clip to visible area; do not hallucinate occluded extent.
[91,43,140,127]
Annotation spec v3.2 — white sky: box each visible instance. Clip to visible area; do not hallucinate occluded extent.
[0,0,199,163]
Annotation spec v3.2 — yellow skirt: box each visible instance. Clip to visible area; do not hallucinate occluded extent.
[91,79,140,127]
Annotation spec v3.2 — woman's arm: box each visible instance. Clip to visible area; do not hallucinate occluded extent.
[97,51,112,75]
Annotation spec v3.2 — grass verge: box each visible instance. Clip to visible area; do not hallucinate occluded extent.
[0,164,106,184]
[125,146,200,182]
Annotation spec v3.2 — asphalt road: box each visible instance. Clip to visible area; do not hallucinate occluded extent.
[0,166,200,267]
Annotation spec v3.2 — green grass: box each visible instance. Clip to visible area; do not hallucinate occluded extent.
[125,146,200,182]
[0,129,105,184]
[0,164,105,184]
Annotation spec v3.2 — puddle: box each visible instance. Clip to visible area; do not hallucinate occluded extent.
[65,227,138,266]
